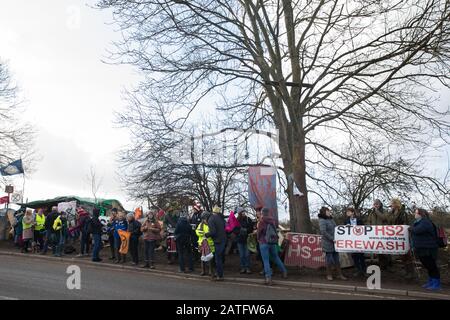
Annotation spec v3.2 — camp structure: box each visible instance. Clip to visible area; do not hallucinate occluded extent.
[19,196,125,216]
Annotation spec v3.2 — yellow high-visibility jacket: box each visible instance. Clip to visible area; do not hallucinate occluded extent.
[195,222,215,253]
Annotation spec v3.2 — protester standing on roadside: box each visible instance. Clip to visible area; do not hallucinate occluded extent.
[410,208,441,291]
[107,208,118,260]
[42,206,59,255]
[53,211,68,257]
[236,207,254,274]
[257,208,287,286]
[319,207,347,281]
[345,208,367,278]
[175,212,194,273]
[21,209,34,253]
[91,208,104,262]
[33,209,46,252]
[390,198,415,280]
[113,211,128,263]
[127,213,142,266]
[76,207,91,257]
[368,199,393,271]
[206,206,226,281]
[141,211,161,269]
[196,212,215,277]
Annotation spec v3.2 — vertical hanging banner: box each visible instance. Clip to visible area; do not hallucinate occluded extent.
[248,166,278,224]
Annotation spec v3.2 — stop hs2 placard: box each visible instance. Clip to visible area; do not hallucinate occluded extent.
[334,225,410,254]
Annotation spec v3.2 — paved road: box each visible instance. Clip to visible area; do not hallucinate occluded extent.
[0,255,398,300]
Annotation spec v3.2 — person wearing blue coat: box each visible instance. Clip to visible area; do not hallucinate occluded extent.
[410,208,441,291]
[112,212,128,263]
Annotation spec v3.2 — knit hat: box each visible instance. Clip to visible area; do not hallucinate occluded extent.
[201,212,211,221]
[212,206,221,214]
[127,212,135,219]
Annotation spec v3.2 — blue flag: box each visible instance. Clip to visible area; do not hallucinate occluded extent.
[0,159,24,176]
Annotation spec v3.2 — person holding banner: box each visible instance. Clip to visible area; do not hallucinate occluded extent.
[345,208,367,278]
[390,198,415,280]
[368,199,393,271]
[410,208,441,291]
[319,207,347,281]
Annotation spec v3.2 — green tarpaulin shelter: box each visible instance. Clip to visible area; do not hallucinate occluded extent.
[19,196,126,214]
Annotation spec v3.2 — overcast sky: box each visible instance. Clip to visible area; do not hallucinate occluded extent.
[0,1,448,215]
[0,0,142,210]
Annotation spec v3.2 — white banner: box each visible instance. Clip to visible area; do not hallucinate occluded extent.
[58,201,77,227]
[334,225,410,255]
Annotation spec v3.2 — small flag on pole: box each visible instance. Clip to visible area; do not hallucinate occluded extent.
[0,159,24,176]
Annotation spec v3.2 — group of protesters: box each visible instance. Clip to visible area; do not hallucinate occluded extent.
[11,202,288,285]
[10,197,445,290]
[319,198,443,291]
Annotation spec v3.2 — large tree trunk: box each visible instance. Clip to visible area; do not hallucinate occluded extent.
[292,137,312,233]
[281,133,313,233]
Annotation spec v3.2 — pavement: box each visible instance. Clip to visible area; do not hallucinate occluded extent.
[0,247,449,300]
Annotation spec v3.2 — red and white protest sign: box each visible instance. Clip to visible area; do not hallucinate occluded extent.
[284,233,326,268]
[334,225,410,254]
[0,196,9,205]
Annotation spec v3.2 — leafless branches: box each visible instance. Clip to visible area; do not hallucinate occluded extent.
[98,0,450,231]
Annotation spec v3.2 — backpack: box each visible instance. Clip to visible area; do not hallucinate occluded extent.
[265,223,279,245]
[433,224,448,248]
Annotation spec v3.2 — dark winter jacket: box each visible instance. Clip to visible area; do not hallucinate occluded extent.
[45,211,59,233]
[236,216,254,244]
[77,210,90,234]
[90,216,103,235]
[206,213,226,244]
[257,216,277,245]
[128,220,142,238]
[391,205,409,225]
[190,211,203,228]
[175,217,194,245]
[319,217,336,253]
[411,217,438,249]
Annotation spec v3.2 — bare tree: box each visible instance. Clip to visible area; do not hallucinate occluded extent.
[98,0,450,232]
[86,166,104,203]
[309,140,449,212]
[115,100,251,212]
[0,61,36,183]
